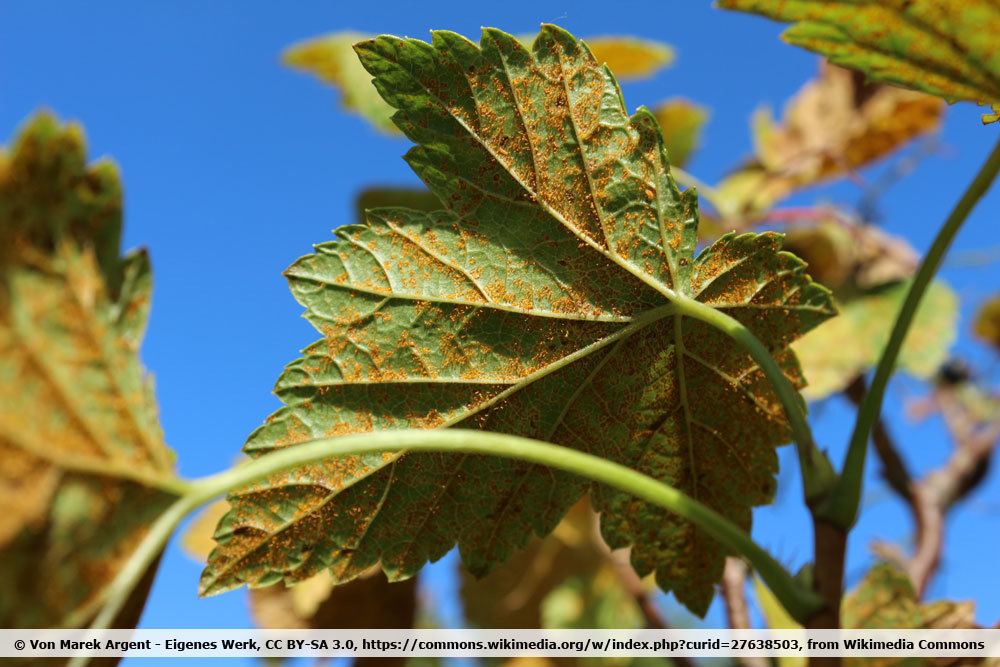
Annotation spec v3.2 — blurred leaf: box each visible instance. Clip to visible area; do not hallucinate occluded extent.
[793,280,957,400]
[286,32,672,135]
[250,569,416,633]
[652,99,709,168]
[753,577,806,667]
[0,113,173,632]
[284,32,399,134]
[757,564,976,666]
[717,0,1000,123]
[843,563,977,666]
[715,63,943,217]
[973,294,1000,352]
[355,187,441,220]
[541,567,642,629]
[205,25,835,617]
[584,36,674,79]
[183,501,231,563]
[782,219,918,293]
[461,500,609,629]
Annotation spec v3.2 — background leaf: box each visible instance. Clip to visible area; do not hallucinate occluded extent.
[715,63,943,217]
[584,36,674,79]
[973,294,1000,352]
[0,113,173,633]
[717,0,1000,123]
[793,280,957,400]
[204,25,834,616]
[652,98,708,169]
[285,31,674,135]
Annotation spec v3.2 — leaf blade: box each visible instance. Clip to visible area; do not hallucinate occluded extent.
[205,26,834,616]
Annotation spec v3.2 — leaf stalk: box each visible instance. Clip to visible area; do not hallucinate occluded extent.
[668,291,837,504]
[73,429,823,666]
[823,136,1000,529]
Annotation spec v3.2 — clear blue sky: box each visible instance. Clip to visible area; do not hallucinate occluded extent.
[2,1,997,662]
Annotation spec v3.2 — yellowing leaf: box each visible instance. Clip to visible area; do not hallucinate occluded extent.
[461,500,636,630]
[717,0,1000,123]
[250,569,417,633]
[652,98,709,169]
[758,564,976,667]
[973,294,1000,352]
[585,36,674,79]
[793,281,957,400]
[204,25,834,616]
[286,32,673,135]
[716,63,943,217]
[183,501,231,563]
[284,32,399,134]
[753,577,805,667]
[0,114,174,629]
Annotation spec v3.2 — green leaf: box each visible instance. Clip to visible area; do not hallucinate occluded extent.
[0,113,174,629]
[203,25,834,616]
[651,98,709,169]
[716,0,1000,124]
[793,280,957,400]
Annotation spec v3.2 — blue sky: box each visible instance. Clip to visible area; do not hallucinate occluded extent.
[2,0,998,662]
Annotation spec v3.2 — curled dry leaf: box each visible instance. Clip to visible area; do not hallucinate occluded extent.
[0,114,174,634]
[717,0,1000,124]
[715,63,943,218]
[203,25,834,616]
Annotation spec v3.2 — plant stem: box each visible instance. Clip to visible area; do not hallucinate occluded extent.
[669,292,835,503]
[74,430,823,665]
[823,136,1000,529]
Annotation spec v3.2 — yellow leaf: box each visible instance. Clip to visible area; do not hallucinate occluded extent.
[652,98,709,168]
[585,36,674,79]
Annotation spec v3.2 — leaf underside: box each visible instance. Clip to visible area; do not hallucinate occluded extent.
[203,25,834,616]
[0,114,173,629]
[717,0,1000,123]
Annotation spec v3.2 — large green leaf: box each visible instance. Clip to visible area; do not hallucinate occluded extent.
[203,25,834,615]
[792,280,957,400]
[717,0,1000,123]
[0,114,174,630]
